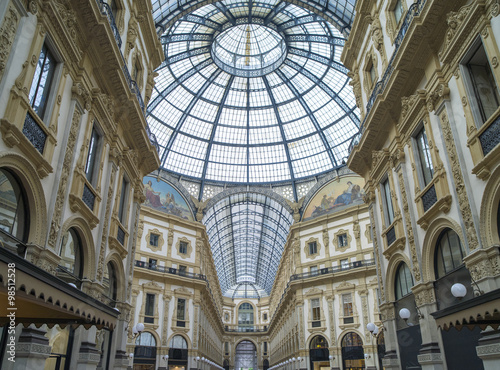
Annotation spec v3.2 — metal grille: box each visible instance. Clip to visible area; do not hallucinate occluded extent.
[479,115,500,156]
[117,226,125,245]
[422,184,437,212]
[386,226,396,246]
[82,183,96,211]
[23,112,47,154]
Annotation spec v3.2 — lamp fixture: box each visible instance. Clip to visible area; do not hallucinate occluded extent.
[129,353,134,359]
[451,283,467,298]
[364,354,371,360]
[127,322,145,339]
[366,322,380,336]
[162,355,169,361]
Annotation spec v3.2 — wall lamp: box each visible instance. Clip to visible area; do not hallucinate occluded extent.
[364,354,371,360]
[366,322,380,336]
[127,322,144,339]
[398,307,423,326]
[452,280,483,298]
[129,353,134,359]
[162,355,169,361]
[328,355,335,361]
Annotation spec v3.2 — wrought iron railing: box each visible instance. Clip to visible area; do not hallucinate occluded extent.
[386,226,396,246]
[225,327,268,332]
[349,0,427,153]
[95,0,158,154]
[479,115,500,156]
[117,225,125,245]
[290,259,375,281]
[421,184,437,212]
[82,183,96,211]
[23,111,47,154]
[134,260,207,280]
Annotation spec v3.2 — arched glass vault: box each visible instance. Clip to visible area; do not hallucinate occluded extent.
[148,0,358,299]
[203,192,293,296]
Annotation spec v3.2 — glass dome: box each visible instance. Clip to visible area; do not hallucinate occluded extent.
[147,0,359,185]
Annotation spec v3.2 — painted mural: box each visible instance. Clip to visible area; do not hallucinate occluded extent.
[143,176,193,220]
[303,176,365,220]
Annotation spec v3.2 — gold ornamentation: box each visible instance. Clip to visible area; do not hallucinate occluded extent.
[439,110,479,250]
[492,57,498,69]
[443,4,474,52]
[0,4,19,82]
[397,171,421,281]
[48,107,83,248]
[285,196,305,223]
[191,195,209,222]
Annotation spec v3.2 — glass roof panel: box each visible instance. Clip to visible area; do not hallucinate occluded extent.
[203,192,293,296]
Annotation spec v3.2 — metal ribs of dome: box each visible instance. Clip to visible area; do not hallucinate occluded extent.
[147,0,359,189]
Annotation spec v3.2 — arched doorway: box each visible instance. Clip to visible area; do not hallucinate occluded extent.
[235,340,257,370]
[169,335,188,370]
[263,359,269,370]
[309,336,329,370]
[134,332,157,370]
[341,332,364,370]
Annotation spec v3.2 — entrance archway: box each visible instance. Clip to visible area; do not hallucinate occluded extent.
[134,332,157,370]
[341,332,364,370]
[235,340,257,370]
[309,336,329,370]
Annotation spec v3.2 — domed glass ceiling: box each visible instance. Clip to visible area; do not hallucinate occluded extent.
[147,0,359,185]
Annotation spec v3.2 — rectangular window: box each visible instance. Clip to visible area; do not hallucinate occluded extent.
[29,43,56,120]
[85,125,101,185]
[177,298,186,320]
[310,266,318,275]
[338,233,348,247]
[179,265,187,275]
[369,62,376,84]
[118,176,128,224]
[463,42,500,125]
[308,241,317,255]
[263,313,267,321]
[342,293,353,317]
[145,293,155,317]
[150,233,159,247]
[179,241,188,254]
[381,178,395,226]
[263,342,268,354]
[394,0,404,24]
[413,126,434,186]
[340,258,349,269]
[311,298,321,321]
[225,342,229,354]
[148,258,157,269]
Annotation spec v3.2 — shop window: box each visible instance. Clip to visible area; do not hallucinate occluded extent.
[58,228,83,287]
[434,229,465,278]
[395,262,414,300]
[0,168,28,244]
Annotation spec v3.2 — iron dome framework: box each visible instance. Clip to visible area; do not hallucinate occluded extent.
[147,0,358,297]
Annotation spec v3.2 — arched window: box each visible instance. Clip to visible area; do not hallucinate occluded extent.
[58,228,83,287]
[434,229,465,278]
[395,262,414,300]
[169,335,188,349]
[341,333,364,370]
[238,302,254,330]
[310,335,328,349]
[103,262,117,305]
[0,168,28,243]
[135,332,156,347]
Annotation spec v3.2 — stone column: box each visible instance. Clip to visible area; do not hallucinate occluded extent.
[476,326,500,370]
[75,326,100,370]
[379,304,400,370]
[15,326,51,369]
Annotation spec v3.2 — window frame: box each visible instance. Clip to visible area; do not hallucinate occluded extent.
[145,293,155,317]
[338,233,348,248]
[308,241,317,255]
[460,38,500,127]
[342,293,354,318]
[177,298,186,321]
[84,123,103,187]
[179,241,188,254]
[434,229,466,279]
[394,262,414,300]
[311,298,321,321]
[380,177,395,227]
[412,124,434,188]
[117,175,129,226]
[28,39,62,123]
